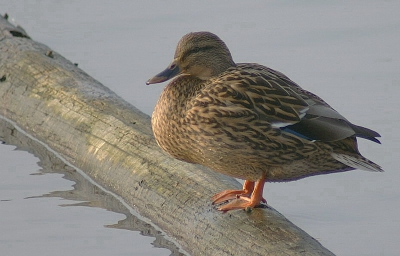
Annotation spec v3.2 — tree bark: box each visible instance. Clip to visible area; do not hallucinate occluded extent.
[0,15,334,256]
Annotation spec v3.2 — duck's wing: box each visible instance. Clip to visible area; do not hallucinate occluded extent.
[189,63,380,143]
[266,65,381,143]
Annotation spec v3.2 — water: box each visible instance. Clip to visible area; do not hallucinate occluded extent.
[1,1,400,255]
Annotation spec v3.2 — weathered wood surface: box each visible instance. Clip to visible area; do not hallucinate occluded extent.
[0,15,334,256]
[0,117,185,255]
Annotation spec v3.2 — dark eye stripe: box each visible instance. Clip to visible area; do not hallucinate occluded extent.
[181,46,214,61]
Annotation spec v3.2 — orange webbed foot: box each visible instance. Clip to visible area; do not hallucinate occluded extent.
[212,174,267,212]
[217,197,259,212]
[211,180,254,205]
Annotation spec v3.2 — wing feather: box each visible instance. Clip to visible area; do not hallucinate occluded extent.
[188,63,380,143]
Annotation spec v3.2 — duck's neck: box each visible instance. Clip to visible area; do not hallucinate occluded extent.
[154,75,204,120]
[151,75,205,162]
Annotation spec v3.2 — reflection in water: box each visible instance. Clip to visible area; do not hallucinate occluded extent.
[0,117,184,256]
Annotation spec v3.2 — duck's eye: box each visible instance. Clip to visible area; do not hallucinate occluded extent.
[182,46,212,61]
[192,47,201,53]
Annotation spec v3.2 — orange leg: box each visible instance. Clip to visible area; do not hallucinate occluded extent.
[211,173,267,212]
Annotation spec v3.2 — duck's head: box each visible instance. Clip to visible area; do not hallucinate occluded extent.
[146,32,235,85]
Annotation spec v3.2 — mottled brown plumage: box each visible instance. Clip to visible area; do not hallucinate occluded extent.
[147,32,383,212]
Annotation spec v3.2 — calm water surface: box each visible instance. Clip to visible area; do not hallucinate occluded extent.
[2,1,400,255]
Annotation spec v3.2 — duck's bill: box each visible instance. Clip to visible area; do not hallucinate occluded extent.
[146,62,180,85]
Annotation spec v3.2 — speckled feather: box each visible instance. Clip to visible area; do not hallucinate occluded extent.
[149,32,382,186]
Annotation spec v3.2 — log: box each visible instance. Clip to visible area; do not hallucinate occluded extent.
[0,117,185,255]
[0,15,334,256]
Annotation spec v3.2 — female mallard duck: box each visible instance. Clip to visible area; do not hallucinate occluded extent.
[147,31,383,212]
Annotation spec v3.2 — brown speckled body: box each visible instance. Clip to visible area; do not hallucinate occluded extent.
[151,64,368,182]
[148,32,382,211]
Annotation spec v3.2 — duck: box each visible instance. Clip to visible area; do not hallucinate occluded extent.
[146,31,383,212]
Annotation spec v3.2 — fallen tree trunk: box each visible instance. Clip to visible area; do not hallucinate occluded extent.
[0,15,334,256]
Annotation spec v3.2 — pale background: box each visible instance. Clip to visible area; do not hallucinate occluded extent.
[1,1,399,255]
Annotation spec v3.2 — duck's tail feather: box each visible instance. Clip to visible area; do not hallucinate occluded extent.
[350,124,381,144]
[331,153,383,172]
